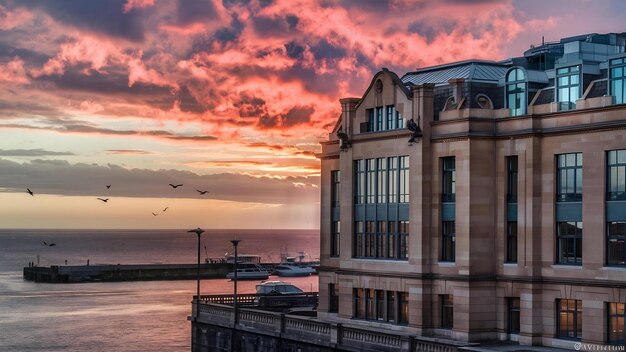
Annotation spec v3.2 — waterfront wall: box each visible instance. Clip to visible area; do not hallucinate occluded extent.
[191,301,467,352]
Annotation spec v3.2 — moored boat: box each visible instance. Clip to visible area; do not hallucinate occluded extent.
[226,263,270,280]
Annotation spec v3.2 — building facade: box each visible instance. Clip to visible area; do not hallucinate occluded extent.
[318,33,626,349]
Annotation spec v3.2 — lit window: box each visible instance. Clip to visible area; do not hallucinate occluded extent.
[557,299,582,340]
[608,302,625,345]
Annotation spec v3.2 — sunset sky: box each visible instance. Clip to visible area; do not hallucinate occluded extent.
[0,0,623,229]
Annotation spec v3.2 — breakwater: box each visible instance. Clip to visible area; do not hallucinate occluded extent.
[23,263,233,283]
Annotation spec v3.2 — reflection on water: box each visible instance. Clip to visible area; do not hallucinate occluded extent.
[0,229,319,352]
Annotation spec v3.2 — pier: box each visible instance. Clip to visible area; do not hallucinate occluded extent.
[22,261,319,283]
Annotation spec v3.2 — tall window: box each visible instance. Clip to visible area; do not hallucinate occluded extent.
[328,284,339,313]
[387,291,396,323]
[396,108,404,128]
[367,109,375,132]
[386,105,395,130]
[376,221,386,258]
[607,221,626,266]
[354,221,364,258]
[441,295,453,329]
[399,156,409,203]
[506,222,518,263]
[376,290,385,321]
[354,160,365,204]
[365,221,375,258]
[611,57,626,105]
[366,289,375,320]
[508,298,520,334]
[557,221,582,265]
[607,150,626,201]
[354,220,408,260]
[557,299,582,340]
[354,288,364,319]
[376,158,387,203]
[388,157,398,203]
[398,221,409,259]
[441,221,455,262]
[366,159,376,204]
[556,153,583,202]
[331,170,340,207]
[442,157,456,202]
[398,292,409,324]
[507,156,518,203]
[376,107,384,131]
[608,302,625,345]
[506,68,527,116]
[556,65,580,111]
[331,221,340,257]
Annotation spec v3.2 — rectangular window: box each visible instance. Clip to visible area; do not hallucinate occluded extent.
[366,289,375,320]
[388,157,398,203]
[354,160,365,204]
[376,290,385,320]
[386,105,395,130]
[557,221,582,265]
[388,221,397,259]
[331,221,340,257]
[441,295,453,329]
[399,156,409,203]
[328,284,338,313]
[506,221,518,263]
[607,150,626,201]
[556,153,582,202]
[398,221,409,259]
[556,65,580,111]
[376,221,386,258]
[607,222,626,266]
[441,221,456,262]
[396,109,404,129]
[365,221,375,258]
[366,159,376,204]
[376,107,384,131]
[611,58,626,105]
[331,170,340,207]
[507,156,518,203]
[387,291,396,323]
[354,288,364,319]
[608,302,625,345]
[398,292,409,324]
[442,157,456,202]
[557,299,582,340]
[508,298,520,334]
[367,109,375,132]
[376,158,387,203]
[353,221,364,258]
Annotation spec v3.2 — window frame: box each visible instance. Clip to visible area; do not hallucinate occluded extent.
[556,221,583,265]
[556,153,583,202]
[556,299,582,340]
[556,65,581,111]
[608,302,625,345]
[506,67,527,116]
[610,57,626,105]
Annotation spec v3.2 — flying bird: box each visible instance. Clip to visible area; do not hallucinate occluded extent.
[196,190,209,195]
[26,188,33,196]
[169,183,183,188]
[106,185,111,189]
[163,207,169,212]
[152,212,158,216]
[97,198,109,203]
[43,241,56,247]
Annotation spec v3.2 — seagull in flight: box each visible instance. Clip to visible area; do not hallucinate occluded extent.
[106,185,111,189]
[43,241,56,247]
[163,207,169,212]
[152,212,158,216]
[196,190,209,195]
[169,183,183,188]
[97,198,109,203]
[26,188,33,196]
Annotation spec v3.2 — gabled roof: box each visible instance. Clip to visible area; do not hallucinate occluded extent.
[401,60,510,86]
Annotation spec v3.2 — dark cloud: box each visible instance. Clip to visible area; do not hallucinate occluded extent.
[252,15,297,37]
[310,39,346,60]
[19,0,146,42]
[176,0,218,24]
[408,19,456,42]
[234,94,267,118]
[0,158,318,204]
[257,105,314,129]
[284,41,305,59]
[0,44,50,67]
[214,15,245,43]
[106,149,153,155]
[0,149,75,157]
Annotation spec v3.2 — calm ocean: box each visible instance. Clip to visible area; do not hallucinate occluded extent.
[0,229,319,352]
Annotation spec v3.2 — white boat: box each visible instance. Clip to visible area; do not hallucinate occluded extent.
[273,263,317,277]
[256,281,304,295]
[226,263,270,280]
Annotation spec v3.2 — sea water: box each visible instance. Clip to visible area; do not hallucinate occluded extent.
[0,229,319,352]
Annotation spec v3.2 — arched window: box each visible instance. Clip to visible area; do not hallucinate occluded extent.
[506,68,527,116]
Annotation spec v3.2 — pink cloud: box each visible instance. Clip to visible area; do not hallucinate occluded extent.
[0,58,30,84]
[123,0,156,13]
[0,4,33,30]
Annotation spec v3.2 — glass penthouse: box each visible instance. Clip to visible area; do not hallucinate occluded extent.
[318,32,626,349]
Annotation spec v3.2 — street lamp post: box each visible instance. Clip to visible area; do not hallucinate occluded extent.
[230,239,241,325]
[188,227,205,320]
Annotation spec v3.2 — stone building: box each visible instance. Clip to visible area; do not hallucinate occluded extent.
[318,32,626,349]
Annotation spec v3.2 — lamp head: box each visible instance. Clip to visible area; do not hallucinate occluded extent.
[230,239,241,247]
[188,227,205,235]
